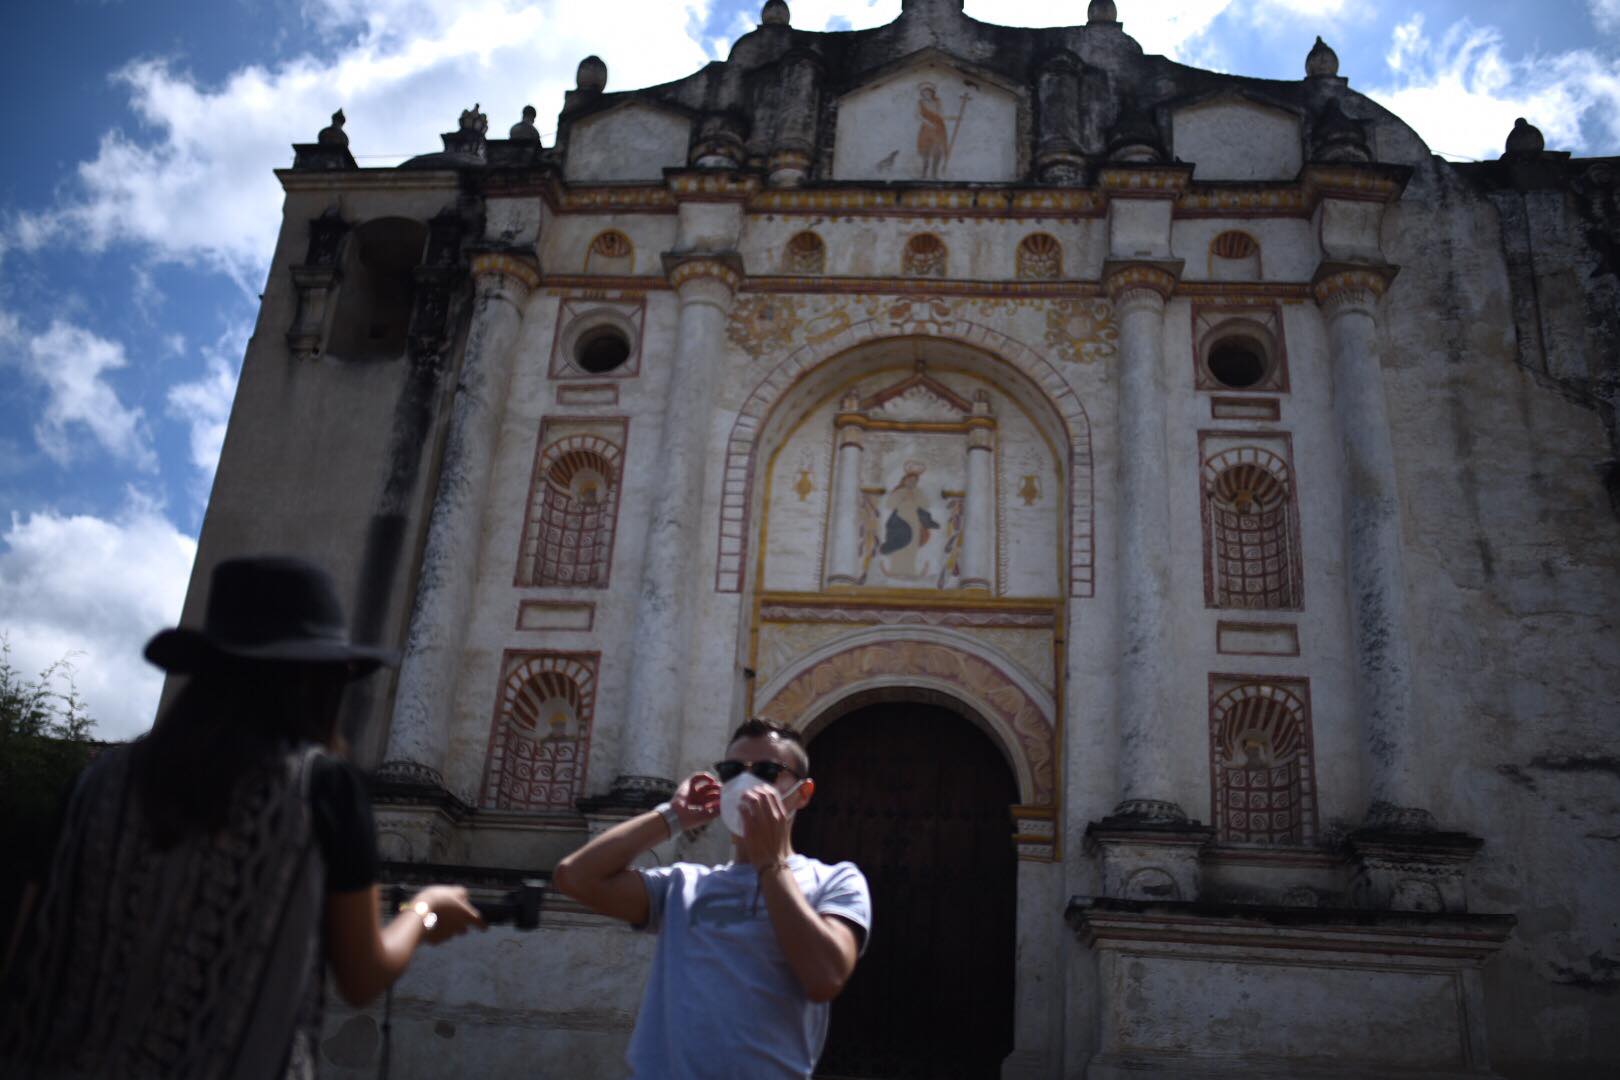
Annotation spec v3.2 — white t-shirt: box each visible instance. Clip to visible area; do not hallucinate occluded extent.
[627,856,873,1079]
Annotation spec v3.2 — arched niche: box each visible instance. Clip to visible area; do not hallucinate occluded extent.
[328,217,427,362]
[715,324,1095,599]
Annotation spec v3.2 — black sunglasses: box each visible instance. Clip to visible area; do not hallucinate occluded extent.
[714,759,799,783]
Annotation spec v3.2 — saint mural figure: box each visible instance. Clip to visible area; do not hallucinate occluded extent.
[880,462,939,579]
[916,84,968,180]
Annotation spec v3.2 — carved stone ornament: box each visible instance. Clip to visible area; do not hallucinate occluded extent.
[664,253,744,300]
[469,251,542,293]
[1103,262,1180,305]
[509,105,541,143]
[285,207,349,361]
[577,773,677,815]
[292,108,358,170]
[1311,98,1371,163]
[1503,117,1546,160]
[1312,267,1392,313]
[1306,36,1340,78]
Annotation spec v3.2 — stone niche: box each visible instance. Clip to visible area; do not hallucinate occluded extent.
[564,101,691,183]
[1172,97,1303,182]
[832,56,1019,183]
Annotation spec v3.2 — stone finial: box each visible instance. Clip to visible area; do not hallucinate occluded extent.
[458,103,489,135]
[577,55,608,93]
[1306,36,1339,78]
[509,104,540,142]
[761,0,790,26]
[1088,0,1119,23]
[1504,117,1545,159]
[317,109,348,146]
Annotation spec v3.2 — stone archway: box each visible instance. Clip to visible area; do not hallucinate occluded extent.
[756,628,1057,859]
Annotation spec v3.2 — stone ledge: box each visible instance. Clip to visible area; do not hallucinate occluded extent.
[1066,895,1515,961]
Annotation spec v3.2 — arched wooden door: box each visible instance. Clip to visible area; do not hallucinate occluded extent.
[794,703,1018,1079]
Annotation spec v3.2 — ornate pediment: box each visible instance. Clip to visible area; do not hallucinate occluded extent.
[858,363,978,424]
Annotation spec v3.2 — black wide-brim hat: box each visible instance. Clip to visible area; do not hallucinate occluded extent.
[145,555,399,676]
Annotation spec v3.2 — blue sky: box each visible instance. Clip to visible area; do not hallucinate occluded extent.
[2,0,1618,739]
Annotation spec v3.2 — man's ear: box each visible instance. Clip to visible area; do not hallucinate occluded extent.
[794,778,815,809]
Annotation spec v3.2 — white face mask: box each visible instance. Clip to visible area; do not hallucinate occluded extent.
[719,772,805,837]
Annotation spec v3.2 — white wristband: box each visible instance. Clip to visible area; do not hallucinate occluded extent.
[654,801,683,837]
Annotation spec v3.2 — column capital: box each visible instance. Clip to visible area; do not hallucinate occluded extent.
[663,252,745,306]
[1103,259,1182,307]
[1313,263,1398,317]
[469,250,541,294]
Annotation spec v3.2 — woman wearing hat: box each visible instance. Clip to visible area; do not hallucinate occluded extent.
[0,556,485,1078]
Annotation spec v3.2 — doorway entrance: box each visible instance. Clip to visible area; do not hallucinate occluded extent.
[794,701,1019,1079]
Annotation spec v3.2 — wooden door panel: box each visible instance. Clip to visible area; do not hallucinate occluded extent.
[795,705,1018,1080]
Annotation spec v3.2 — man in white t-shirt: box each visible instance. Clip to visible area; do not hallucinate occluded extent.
[554,718,873,1079]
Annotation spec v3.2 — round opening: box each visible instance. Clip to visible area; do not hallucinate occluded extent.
[574,325,631,374]
[1207,337,1268,389]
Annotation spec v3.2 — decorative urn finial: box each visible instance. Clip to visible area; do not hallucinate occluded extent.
[1088,0,1119,23]
[1504,117,1545,159]
[1306,36,1340,78]
[577,55,608,94]
[317,109,348,146]
[762,0,790,26]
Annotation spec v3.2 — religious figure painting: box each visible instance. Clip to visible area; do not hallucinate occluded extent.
[915,84,970,180]
[854,436,966,590]
[831,62,1018,183]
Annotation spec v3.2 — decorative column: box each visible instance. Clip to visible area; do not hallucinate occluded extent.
[379,252,539,810]
[600,255,742,809]
[1106,263,1185,822]
[1034,48,1085,185]
[1314,268,1435,831]
[960,390,996,592]
[769,47,823,188]
[826,392,867,587]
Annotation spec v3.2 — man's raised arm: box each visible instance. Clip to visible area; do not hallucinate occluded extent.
[551,772,720,924]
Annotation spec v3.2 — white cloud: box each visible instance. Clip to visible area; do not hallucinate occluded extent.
[1367,16,1620,161]
[0,496,197,741]
[1593,0,1620,34]
[166,324,247,491]
[0,312,157,472]
[7,0,714,279]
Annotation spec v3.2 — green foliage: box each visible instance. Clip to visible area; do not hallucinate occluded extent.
[0,636,100,930]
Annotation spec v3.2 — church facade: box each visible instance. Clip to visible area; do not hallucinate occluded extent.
[182,1,1619,1076]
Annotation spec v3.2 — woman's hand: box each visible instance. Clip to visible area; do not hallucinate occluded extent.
[409,885,486,945]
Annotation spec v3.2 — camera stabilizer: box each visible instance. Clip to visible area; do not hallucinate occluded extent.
[377,878,548,1079]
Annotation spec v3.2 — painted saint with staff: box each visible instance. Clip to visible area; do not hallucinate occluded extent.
[916,83,970,180]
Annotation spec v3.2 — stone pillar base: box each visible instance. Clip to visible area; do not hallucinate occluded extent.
[1349,827,1484,913]
[1067,898,1515,1080]
[1085,814,1214,902]
[369,760,472,864]
[576,774,677,815]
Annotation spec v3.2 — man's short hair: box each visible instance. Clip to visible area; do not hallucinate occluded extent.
[729,718,810,777]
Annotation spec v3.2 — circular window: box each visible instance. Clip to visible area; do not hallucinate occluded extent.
[574,325,632,374]
[1207,336,1268,389]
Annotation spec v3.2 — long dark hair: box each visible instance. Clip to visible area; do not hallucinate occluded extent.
[130,660,348,848]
